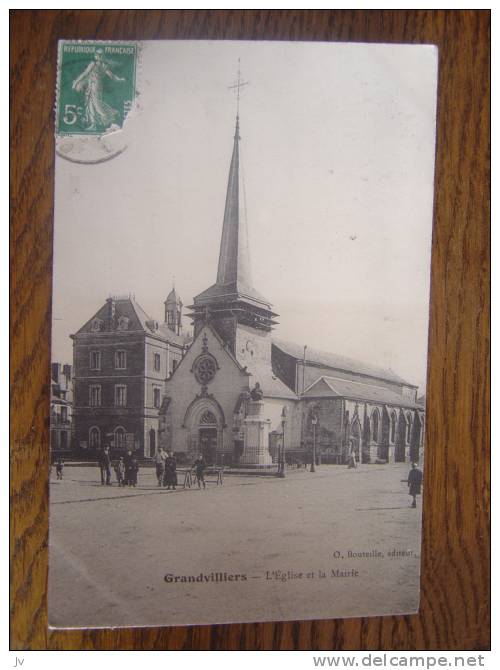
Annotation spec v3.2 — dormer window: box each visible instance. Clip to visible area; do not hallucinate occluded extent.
[146,319,159,331]
[91,318,103,332]
[117,315,130,331]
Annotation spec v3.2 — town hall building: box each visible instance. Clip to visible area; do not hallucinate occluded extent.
[71,289,190,457]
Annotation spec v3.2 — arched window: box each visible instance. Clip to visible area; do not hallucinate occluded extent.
[89,426,100,449]
[371,409,380,443]
[406,413,413,444]
[199,410,217,426]
[390,411,397,443]
[114,426,126,449]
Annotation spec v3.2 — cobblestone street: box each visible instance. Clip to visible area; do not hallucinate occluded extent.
[49,462,423,628]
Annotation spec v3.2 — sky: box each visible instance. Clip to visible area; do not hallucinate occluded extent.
[52,40,437,391]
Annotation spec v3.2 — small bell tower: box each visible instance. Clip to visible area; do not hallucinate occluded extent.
[164,284,183,335]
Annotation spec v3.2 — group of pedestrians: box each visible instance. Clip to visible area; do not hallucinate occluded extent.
[154,448,208,490]
[98,447,139,487]
[98,446,208,490]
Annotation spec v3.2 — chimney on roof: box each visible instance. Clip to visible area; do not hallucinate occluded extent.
[106,297,116,321]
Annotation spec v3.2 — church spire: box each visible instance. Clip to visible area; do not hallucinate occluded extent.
[188,66,279,348]
[216,114,252,288]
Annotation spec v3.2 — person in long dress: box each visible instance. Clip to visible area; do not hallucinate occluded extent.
[72,49,125,131]
[123,449,134,486]
[407,462,423,508]
[163,452,178,490]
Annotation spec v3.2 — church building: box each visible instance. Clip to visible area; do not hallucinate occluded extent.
[160,113,425,467]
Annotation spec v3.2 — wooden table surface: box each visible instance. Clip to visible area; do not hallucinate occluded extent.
[10,10,490,650]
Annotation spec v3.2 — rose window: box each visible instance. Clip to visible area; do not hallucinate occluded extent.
[193,355,217,385]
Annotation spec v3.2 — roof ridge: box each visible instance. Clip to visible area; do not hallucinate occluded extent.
[272,338,412,386]
[322,375,389,393]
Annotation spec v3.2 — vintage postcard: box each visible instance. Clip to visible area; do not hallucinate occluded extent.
[49,40,437,628]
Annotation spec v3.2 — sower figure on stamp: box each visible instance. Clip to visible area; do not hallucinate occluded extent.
[99,446,112,485]
[407,462,423,508]
[193,454,207,489]
[72,48,125,131]
[155,447,167,487]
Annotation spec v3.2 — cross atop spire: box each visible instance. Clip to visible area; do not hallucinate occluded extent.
[228,58,249,119]
[188,68,278,345]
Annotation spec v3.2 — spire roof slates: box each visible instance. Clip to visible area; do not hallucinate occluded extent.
[193,115,274,316]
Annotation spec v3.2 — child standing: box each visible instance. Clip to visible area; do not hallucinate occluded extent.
[56,458,64,480]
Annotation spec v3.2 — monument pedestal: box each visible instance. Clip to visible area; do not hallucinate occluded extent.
[364,443,378,464]
[241,400,273,468]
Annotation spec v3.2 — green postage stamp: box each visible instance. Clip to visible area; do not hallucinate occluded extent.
[56,41,138,136]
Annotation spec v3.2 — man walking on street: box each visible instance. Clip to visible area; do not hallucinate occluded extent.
[193,454,207,489]
[407,462,423,508]
[155,447,167,487]
[99,446,112,486]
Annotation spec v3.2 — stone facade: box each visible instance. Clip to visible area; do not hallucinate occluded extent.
[298,390,425,466]
[50,362,73,453]
[160,324,300,466]
[71,296,189,457]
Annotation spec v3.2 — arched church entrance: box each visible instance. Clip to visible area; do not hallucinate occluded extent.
[198,410,218,464]
[184,398,225,466]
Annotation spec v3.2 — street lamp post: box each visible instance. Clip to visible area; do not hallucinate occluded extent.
[278,406,287,478]
[310,414,318,473]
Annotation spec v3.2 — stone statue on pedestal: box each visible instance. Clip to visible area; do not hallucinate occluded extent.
[250,382,263,401]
